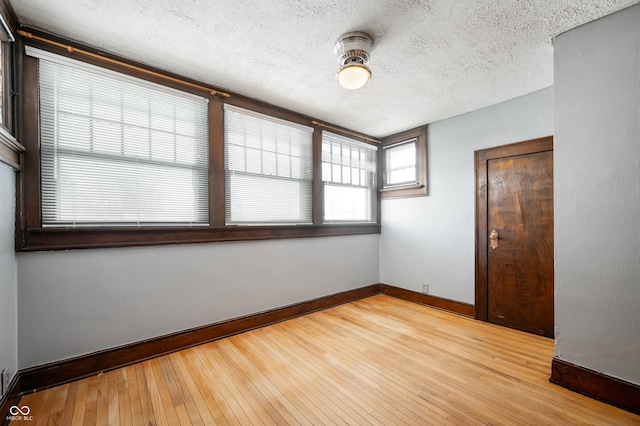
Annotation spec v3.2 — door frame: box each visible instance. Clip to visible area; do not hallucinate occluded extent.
[474,136,554,322]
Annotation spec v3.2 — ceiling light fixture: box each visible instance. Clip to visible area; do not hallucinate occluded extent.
[334,31,373,90]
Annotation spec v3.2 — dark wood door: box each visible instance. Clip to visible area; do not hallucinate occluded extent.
[475,137,554,338]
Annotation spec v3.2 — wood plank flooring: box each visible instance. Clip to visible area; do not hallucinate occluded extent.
[12,295,640,425]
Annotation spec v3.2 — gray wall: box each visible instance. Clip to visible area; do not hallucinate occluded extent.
[15,89,555,370]
[17,234,379,368]
[0,163,18,391]
[554,4,640,385]
[380,87,554,304]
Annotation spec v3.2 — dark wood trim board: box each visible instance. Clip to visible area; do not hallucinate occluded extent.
[380,284,475,317]
[18,284,380,393]
[6,284,637,420]
[550,358,640,415]
[9,283,475,398]
[0,121,23,171]
[0,373,22,425]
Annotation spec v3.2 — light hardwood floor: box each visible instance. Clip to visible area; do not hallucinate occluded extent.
[13,295,640,425]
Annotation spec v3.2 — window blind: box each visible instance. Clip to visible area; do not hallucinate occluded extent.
[36,52,209,226]
[321,132,377,222]
[224,105,313,225]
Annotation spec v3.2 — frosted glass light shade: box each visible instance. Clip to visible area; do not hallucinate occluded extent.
[336,64,371,90]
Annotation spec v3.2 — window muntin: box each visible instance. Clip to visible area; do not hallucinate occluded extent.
[384,138,417,187]
[224,105,313,225]
[322,132,377,222]
[36,51,209,226]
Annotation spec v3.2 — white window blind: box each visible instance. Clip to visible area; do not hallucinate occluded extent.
[322,132,377,222]
[36,51,209,226]
[384,138,417,187]
[224,105,313,224]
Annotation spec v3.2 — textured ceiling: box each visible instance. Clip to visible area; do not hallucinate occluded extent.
[9,0,640,137]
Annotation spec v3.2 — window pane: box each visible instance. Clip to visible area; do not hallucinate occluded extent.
[262,150,277,176]
[38,56,209,226]
[92,120,122,154]
[57,114,90,150]
[224,105,313,224]
[324,185,370,222]
[51,155,205,223]
[385,140,417,186]
[389,168,417,184]
[227,174,311,223]
[332,164,342,183]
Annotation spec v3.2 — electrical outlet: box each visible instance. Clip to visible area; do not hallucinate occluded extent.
[422,284,429,294]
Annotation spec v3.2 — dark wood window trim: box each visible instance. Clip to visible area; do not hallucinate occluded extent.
[16,29,381,251]
[0,124,22,170]
[0,41,12,132]
[19,224,382,252]
[379,125,428,199]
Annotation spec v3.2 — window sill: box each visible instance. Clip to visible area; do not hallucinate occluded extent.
[18,223,381,251]
[379,184,427,199]
[0,125,24,170]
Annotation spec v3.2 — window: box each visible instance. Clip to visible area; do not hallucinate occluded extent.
[380,126,427,198]
[384,139,417,187]
[18,36,380,251]
[34,48,209,226]
[322,132,377,222]
[224,105,313,224]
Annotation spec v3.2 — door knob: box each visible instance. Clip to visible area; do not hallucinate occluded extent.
[489,229,499,250]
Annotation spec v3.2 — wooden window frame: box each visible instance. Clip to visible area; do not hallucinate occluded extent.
[16,30,380,251]
[321,131,379,224]
[0,5,22,171]
[379,126,428,199]
[0,12,14,132]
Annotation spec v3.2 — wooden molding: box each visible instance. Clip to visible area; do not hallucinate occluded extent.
[380,284,475,317]
[0,0,18,36]
[312,128,323,224]
[12,283,478,396]
[0,373,22,424]
[18,285,380,393]
[0,126,23,171]
[550,358,640,415]
[7,284,640,419]
[20,223,381,252]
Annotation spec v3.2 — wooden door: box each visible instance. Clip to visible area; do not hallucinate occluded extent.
[475,137,554,338]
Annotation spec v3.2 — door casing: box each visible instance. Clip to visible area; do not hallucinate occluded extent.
[475,136,554,332]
